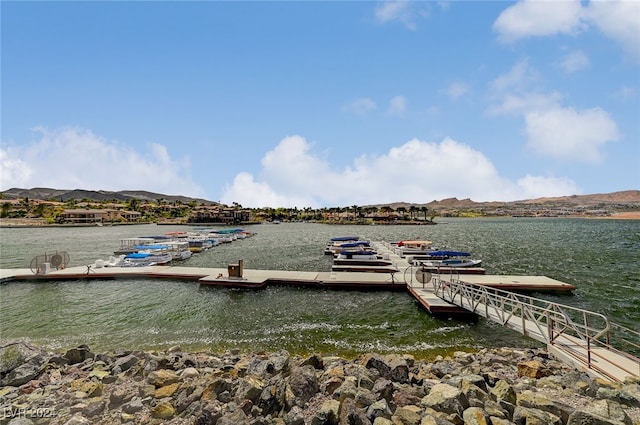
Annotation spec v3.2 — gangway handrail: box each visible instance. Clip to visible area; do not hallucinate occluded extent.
[432,276,640,382]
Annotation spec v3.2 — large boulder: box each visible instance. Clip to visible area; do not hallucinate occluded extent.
[286,365,319,408]
[567,399,633,425]
[420,383,469,418]
[0,341,52,387]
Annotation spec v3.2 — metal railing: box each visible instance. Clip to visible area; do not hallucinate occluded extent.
[431,275,640,382]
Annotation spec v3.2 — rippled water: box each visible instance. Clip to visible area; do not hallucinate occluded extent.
[1,219,638,357]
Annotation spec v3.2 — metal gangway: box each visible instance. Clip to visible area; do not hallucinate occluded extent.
[431,274,640,383]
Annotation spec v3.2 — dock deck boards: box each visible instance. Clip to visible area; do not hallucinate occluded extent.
[454,274,576,292]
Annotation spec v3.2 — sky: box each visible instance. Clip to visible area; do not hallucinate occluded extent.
[1,1,639,208]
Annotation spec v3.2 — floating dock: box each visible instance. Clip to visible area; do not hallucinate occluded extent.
[0,262,575,316]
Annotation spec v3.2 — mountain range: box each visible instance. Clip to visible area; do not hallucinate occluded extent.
[0,187,217,205]
[1,187,639,210]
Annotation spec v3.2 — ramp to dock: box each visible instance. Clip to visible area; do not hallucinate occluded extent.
[432,276,640,383]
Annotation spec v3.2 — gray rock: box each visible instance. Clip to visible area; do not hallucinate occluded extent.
[1,343,56,390]
[81,399,106,418]
[237,375,266,403]
[516,390,563,420]
[344,363,377,390]
[420,383,469,417]
[366,398,392,421]
[333,377,358,402]
[430,361,459,379]
[339,397,372,425]
[111,354,138,374]
[109,386,134,408]
[194,401,223,425]
[462,406,490,425]
[63,345,94,365]
[258,376,287,416]
[300,354,324,370]
[284,405,305,425]
[567,399,632,425]
[490,380,517,405]
[311,398,340,425]
[513,406,561,425]
[286,365,319,408]
[372,378,394,401]
[63,414,92,425]
[391,404,422,425]
[355,388,378,409]
[121,398,144,414]
[217,408,250,425]
[362,354,409,384]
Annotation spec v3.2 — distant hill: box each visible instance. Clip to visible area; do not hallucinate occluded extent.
[0,187,218,205]
[1,187,638,209]
[370,190,640,210]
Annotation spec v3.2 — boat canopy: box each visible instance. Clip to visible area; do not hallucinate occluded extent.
[135,245,169,250]
[339,250,376,255]
[428,250,471,257]
[339,242,370,248]
[397,240,431,247]
[330,236,360,242]
[125,252,152,259]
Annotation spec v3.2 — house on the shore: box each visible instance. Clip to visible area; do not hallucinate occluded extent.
[189,205,251,224]
[57,208,141,224]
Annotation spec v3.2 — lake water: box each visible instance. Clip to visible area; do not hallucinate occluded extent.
[1,218,638,358]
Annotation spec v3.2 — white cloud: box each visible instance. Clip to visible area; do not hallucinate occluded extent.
[487,61,563,115]
[386,95,407,116]
[221,135,579,207]
[524,107,620,162]
[0,127,206,197]
[441,82,469,100]
[374,0,429,30]
[342,97,377,115]
[516,175,580,199]
[493,0,587,42]
[0,150,32,188]
[494,0,639,61]
[560,50,590,73]
[612,85,637,101]
[586,0,640,62]
[489,59,538,93]
[487,61,619,164]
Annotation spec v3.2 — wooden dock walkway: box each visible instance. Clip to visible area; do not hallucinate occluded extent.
[432,278,640,383]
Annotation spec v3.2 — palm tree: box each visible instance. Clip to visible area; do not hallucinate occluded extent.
[409,205,417,220]
[351,205,359,220]
[397,206,406,220]
[421,206,429,221]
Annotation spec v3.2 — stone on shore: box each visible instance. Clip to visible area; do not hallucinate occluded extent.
[0,341,638,425]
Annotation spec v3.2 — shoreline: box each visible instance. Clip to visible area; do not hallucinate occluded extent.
[1,212,639,228]
[1,341,638,425]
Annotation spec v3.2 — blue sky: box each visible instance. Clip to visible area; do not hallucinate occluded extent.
[2,1,639,208]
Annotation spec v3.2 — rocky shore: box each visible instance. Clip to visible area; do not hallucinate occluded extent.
[1,341,638,425]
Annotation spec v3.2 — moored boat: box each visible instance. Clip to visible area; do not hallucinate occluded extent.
[416,257,482,268]
[333,250,393,267]
[114,237,156,255]
[324,237,371,255]
[164,240,193,260]
[395,240,434,256]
